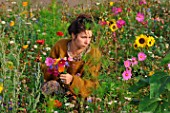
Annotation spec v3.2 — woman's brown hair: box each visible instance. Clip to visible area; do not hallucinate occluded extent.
[68,14,93,35]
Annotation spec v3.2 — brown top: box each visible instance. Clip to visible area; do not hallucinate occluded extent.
[41,38,101,98]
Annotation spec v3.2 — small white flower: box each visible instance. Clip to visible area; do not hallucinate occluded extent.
[25,22,31,25]
[65,103,70,106]
[45,47,51,51]
[165,44,169,49]
[37,30,41,32]
[42,52,47,56]
[32,18,37,21]
[33,45,38,49]
[7,9,12,12]
[11,2,17,4]
[114,100,117,103]
[148,51,152,54]
[42,32,46,35]
[95,2,100,5]
[124,97,131,101]
[108,101,113,105]
[54,111,58,113]
[85,106,89,109]
[69,103,75,108]
[9,40,15,44]
[27,41,31,44]
[1,21,6,24]
[151,54,155,58]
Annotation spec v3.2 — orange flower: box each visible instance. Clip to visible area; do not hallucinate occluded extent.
[22,45,28,49]
[58,66,65,73]
[10,21,15,27]
[53,100,62,108]
[22,2,28,7]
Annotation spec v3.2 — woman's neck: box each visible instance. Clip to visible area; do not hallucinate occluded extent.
[69,40,85,57]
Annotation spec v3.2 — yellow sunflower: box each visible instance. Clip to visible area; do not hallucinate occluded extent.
[108,19,116,26]
[135,34,148,48]
[133,42,138,49]
[0,83,3,93]
[148,71,154,76]
[109,2,114,6]
[147,36,155,47]
[109,23,118,32]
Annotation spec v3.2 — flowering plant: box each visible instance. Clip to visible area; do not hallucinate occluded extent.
[45,57,72,76]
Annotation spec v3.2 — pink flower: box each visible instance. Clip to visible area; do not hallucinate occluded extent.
[131,57,138,66]
[112,7,122,15]
[53,68,59,76]
[68,57,73,61]
[139,0,147,5]
[47,68,53,74]
[98,20,107,26]
[116,19,126,28]
[124,60,131,68]
[122,70,132,80]
[136,12,145,22]
[45,57,55,66]
[138,52,147,61]
[168,63,170,70]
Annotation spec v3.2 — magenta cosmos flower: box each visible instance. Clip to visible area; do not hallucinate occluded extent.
[116,19,126,28]
[122,70,132,80]
[136,12,145,22]
[112,7,122,15]
[131,57,138,66]
[124,60,131,68]
[138,52,147,61]
[45,57,54,66]
[139,0,147,5]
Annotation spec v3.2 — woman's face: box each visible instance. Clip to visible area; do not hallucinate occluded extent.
[73,30,92,49]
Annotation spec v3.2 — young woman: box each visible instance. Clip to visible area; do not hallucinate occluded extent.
[41,14,101,99]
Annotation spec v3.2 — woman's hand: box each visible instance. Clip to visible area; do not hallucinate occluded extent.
[60,73,73,85]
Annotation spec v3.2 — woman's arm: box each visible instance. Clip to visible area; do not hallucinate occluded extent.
[69,47,101,98]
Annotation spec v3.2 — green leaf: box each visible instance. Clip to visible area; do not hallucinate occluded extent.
[161,53,170,65]
[139,96,162,112]
[128,78,149,92]
[150,71,170,98]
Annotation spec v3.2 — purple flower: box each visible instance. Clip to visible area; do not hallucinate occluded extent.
[47,68,53,74]
[122,70,132,80]
[131,57,138,66]
[138,52,147,61]
[112,7,122,15]
[136,12,145,22]
[139,0,147,5]
[116,19,126,28]
[124,60,131,68]
[45,57,54,66]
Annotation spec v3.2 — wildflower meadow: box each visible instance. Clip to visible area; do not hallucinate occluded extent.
[0,0,170,112]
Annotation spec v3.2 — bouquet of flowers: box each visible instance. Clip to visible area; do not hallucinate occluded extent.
[45,57,72,76]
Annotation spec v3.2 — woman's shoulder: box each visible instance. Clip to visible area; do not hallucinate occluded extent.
[53,38,71,47]
[86,44,101,60]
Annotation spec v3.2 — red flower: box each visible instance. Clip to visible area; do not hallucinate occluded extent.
[58,59,66,67]
[36,39,45,45]
[54,100,62,108]
[56,31,64,36]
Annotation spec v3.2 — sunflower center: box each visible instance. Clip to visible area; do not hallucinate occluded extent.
[139,38,145,44]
